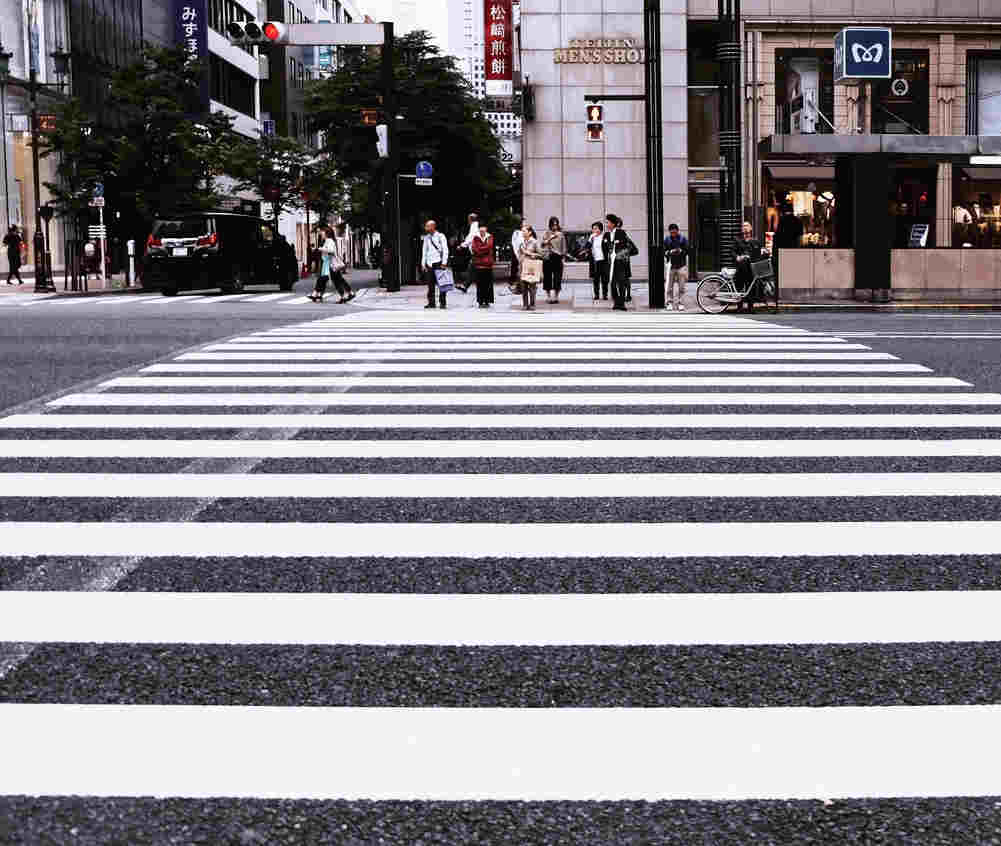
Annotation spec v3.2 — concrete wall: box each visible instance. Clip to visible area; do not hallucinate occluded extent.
[520,0,689,278]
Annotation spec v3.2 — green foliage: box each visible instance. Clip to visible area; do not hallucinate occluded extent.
[306,30,511,231]
[40,99,111,226]
[229,134,314,222]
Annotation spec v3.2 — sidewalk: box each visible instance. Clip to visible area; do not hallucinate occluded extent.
[0,270,135,297]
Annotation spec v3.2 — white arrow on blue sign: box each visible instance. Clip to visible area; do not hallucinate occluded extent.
[416,161,433,180]
[92,183,104,198]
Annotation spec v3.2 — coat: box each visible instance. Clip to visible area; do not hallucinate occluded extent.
[541,229,566,261]
[602,228,637,280]
[471,234,494,269]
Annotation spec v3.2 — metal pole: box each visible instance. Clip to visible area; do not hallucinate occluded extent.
[717,0,742,269]
[381,21,399,291]
[751,29,759,237]
[0,83,8,231]
[643,0,664,309]
[30,70,52,292]
[97,203,106,287]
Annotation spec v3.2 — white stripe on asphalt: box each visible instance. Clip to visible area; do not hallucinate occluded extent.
[4,520,1001,558]
[7,472,1001,499]
[104,376,973,388]
[189,350,897,361]
[50,393,1001,408]
[144,363,932,373]
[2,438,999,459]
[249,292,297,302]
[4,590,1001,646]
[226,341,871,350]
[3,703,1001,800]
[4,413,997,429]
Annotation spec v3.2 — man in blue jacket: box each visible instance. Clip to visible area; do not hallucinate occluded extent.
[663,223,689,311]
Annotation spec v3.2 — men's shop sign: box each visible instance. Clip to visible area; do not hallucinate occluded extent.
[554,39,642,64]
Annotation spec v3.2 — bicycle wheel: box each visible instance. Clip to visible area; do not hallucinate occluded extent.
[696,274,733,314]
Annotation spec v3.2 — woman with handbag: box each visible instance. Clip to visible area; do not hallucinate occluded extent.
[541,216,566,304]
[518,225,543,311]
[309,226,354,304]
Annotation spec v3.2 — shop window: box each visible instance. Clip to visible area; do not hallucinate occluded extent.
[952,165,1001,248]
[967,52,1001,135]
[775,50,834,135]
[889,163,935,248]
[872,51,929,135]
[688,21,720,168]
[763,166,838,247]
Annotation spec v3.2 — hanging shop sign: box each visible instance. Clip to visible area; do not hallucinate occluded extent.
[173,0,210,113]
[484,0,513,98]
[834,28,892,83]
[553,39,642,64]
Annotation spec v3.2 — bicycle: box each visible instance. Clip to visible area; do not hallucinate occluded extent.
[696,255,779,315]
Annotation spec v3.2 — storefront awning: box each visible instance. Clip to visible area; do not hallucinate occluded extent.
[759,134,1001,158]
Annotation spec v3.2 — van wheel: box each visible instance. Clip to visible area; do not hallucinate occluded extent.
[221,267,246,294]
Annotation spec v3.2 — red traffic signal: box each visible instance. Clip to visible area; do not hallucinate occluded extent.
[586,102,604,142]
[262,22,287,42]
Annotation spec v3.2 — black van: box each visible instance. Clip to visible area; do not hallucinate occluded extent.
[143,212,298,296]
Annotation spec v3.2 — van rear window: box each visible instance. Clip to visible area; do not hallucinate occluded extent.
[153,219,210,238]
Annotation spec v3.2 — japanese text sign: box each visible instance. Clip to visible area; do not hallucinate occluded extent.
[484,0,513,97]
[174,0,210,113]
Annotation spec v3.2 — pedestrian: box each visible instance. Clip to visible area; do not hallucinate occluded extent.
[470,221,495,308]
[457,212,479,292]
[586,221,608,301]
[331,224,355,303]
[421,219,450,309]
[733,221,764,313]
[541,216,566,304]
[3,225,23,285]
[602,214,637,311]
[510,219,526,289]
[664,223,690,311]
[518,224,543,311]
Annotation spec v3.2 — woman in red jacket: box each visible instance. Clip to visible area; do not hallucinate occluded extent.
[470,222,495,308]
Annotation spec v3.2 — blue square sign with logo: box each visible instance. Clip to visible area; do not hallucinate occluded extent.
[835,28,892,82]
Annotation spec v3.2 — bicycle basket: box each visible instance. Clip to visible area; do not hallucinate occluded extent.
[751,258,774,280]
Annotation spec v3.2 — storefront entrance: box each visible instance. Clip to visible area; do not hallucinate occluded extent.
[690,189,720,277]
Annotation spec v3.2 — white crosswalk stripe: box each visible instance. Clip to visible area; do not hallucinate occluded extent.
[3,309,1001,832]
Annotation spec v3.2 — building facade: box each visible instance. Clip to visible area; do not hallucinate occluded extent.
[519,0,1001,298]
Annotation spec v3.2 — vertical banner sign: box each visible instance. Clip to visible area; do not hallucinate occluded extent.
[27,0,41,74]
[174,0,210,113]
[485,0,513,98]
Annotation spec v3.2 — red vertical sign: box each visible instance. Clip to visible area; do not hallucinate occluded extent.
[484,0,513,97]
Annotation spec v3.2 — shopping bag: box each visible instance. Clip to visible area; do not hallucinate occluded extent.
[434,267,455,293]
[521,258,543,283]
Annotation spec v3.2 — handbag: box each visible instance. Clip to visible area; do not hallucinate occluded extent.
[434,267,455,293]
[521,257,543,283]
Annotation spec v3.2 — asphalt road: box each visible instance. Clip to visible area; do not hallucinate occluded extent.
[2,304,1001,843]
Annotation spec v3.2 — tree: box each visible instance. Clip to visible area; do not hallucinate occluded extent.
[306,31,511,236]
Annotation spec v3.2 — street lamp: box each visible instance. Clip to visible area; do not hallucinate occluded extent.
[0,43,13,232]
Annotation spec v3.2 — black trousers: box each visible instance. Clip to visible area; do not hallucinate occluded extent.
[425,264,446,307]
[474,266,494,304]
[331,271,351,296]
[610,265,628,308]
[543,255,563,292]
[591,260,608,299]
[6,257,21,283]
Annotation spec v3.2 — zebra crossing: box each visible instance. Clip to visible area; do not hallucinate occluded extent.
[0,291,330,308]
[2,309,1001,840]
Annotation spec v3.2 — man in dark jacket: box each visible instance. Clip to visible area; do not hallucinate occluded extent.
[601,214,638,311]
[664,223,689,311]
[3,226,23,285]
[733,221,764,312]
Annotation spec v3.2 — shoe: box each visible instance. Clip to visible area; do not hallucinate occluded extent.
[424,304,435,309]
[602,296,609,301]
[346,292,355,301]
[337,298,347,304]
[677,303,685,311]
[667,303,674,311]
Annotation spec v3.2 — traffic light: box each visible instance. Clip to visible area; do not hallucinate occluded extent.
[375,124,389,159]
[225,20,288,46]
[586,102,604,142]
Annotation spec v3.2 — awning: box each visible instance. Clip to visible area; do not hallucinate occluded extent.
[759,134,1001,158]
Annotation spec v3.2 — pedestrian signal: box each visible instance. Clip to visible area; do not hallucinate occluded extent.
[586,102,604,142]
[225,20,287,45]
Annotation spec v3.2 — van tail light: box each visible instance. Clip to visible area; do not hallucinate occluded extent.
[146,234,161,252]
[197,233,218,247]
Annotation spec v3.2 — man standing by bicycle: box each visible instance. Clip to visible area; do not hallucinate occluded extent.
[733,221,764,313]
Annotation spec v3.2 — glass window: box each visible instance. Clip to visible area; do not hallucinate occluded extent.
[952,165,1001,247]
[889,164,935,248]
[872,50,929,135]
[967,52,1001,135]
[687,89,719,168]
[763,167,838,248]
[687,21,719,85]
[775,50,834,135]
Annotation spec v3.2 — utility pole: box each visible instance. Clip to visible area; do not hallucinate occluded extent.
[381,21,399,292]
[718,0,742,268]
[643,0,664,309]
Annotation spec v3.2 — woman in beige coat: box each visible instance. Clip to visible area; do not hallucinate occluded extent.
[518,225,542,311]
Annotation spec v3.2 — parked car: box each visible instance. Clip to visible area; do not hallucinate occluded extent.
[143,212,297,296]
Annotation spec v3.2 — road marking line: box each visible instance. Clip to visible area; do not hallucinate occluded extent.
[215,343,877,353]
[229,340,869,350]
[248,292,296,302]
[191,351,899,361]
[7,472,1001,499]
[104,376,973,387]
[144,363,933,373]
[4,520,1001,558]
[50,392,1001,408]
[4,590,1001,646]
[2,438,998,459]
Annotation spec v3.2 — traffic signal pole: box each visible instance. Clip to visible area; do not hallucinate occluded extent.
[381,21,400,292]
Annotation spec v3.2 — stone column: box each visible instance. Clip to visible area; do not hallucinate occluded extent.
[936,162,953,248]
[937,34,956,136]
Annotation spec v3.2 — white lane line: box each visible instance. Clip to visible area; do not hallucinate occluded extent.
[6,413,999,429]
[190,351,897,361]
[144,363,932,373]
[4,703,1000,801]
[5,590,1001,646]
[5,520,1001,558]
[282,296,320,305]
[8,472,1001,499]
[50,393,1001,408]
[104,376,973,388]
[4,439,1001,459]
[248,292,296,302]
[227,341,871,350]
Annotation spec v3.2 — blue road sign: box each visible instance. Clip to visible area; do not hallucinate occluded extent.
[93,182,104,198]
[416,161,433,180]
[835,28,892,83]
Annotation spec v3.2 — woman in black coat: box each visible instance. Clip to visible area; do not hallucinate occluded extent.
[601,214,638,311]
